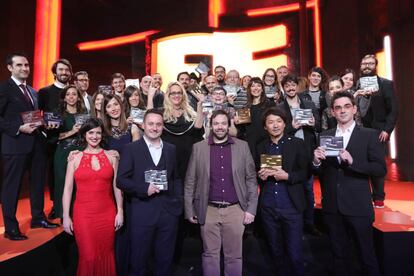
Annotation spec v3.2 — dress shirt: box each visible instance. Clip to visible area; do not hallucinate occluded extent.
[143,135,163,165]
[83,93,91,112]
[11,76,34,106]
[335,121,356,149]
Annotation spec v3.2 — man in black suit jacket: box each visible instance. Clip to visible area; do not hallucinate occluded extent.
[313,91,386,275]
[0,53,58,240]
[357,54,398,208]
[256,107,308,276]
[117,109,183,276]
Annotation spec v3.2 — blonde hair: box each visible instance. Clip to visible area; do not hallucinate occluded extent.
[163,82,197,123]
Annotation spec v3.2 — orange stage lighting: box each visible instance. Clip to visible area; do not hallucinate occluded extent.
[77,30,159,51]
[33,0,62,90]
[247,0,322,67]
[209,0,224,28]
[246,1,315,17]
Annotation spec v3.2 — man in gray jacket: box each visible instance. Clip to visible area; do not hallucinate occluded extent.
[185,109,258,276]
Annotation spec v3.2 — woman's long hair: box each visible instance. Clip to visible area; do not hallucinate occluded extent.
[163,82,197,123]
[246,77,267,107]
[90,91,104,119]
[124,85,146,115]
[101,94,128,136]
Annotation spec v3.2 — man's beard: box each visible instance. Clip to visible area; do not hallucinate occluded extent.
[361,69,376,77]
[212,129,228,141]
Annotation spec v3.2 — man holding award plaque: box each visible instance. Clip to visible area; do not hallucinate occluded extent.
[0,53,58,240]
[313,91,386,275]
[278,74,322,236]
[117,109,182,275]
[256,107,308,276]
[185,109,258,276]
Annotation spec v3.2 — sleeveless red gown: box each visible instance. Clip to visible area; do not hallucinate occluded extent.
[73,150,116,276]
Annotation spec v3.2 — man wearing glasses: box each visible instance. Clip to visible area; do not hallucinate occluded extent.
[313,91,386,275]
[357,54,398,209]
[73,71,92,113]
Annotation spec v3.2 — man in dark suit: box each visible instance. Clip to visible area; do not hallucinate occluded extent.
[278,74,322,236]
[117,109,183,276]
[357,54,398,208]
[73,71,93,113]
[256,107,308,276]
[0,53,58,240]
[313,91,386,275]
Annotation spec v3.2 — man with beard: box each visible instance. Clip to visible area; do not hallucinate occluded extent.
[38,58,72,219]
[185,109,258,276]
[313,91,386,275]
[357,54,398,208]
[177,71,198,110]
[1,53,58,240]
[151,72,164,93]
[256,107,308,275]
[73,71,92,113]
[278,74,322,236]
[214,65,226,86]
[141,75,164,109]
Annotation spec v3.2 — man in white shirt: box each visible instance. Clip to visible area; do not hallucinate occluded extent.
[313,91,386,275]
[73,71,92,113]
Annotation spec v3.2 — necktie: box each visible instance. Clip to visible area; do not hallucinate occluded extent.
[19,84,34,108]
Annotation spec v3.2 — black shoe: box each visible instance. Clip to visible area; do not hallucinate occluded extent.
[4,230,28,241]
[30,219,60,229]
[304,224,323,237]
[48,208,57,220]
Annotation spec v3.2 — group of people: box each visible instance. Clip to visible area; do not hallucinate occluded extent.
[0,52,397,276]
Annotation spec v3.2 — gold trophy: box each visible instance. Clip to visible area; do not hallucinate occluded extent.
[236,108,251,124]
[260,154,282,169]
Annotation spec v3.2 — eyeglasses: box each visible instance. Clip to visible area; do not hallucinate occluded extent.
[333,103,353,111]
[169,92,183,96]
[212,92,225,96]
[361,62,376,66]
[265,75,276,78]
[76,78,89,82]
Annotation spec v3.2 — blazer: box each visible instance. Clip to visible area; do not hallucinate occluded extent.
[116,138,183,226]
[255,136,308,212]
[315,126,386,219]
[359,76,398,134]
[184,138,258,225]
[0,78,43,155]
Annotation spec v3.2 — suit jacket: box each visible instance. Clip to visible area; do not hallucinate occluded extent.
[0,78,44,155]
[255,136,308,212]
[315,126,386,219]
[278,96,320,159]
[116,139,183,226]
[359,76,398,134]
[184,138,258,225]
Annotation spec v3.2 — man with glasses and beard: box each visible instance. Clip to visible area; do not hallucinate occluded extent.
[184,109,258,276]
[356,54,398,209]
[38,58,73,220]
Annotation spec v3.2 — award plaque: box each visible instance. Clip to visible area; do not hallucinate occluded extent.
[125,79,140,88]
[189,84,204,95]
[97,85,113,95]
[144,170,168,191]
[223,85,239,97]
[294,108,313,125]
[202,100,214,114]
[21,110,44,127]
[74,114,91,126]
[43,112,63,127]
[195,61,210,74]
[320,136,344,156]
[260,154,282,169]
[359,76,379,92]
[264,86,276,99]
[130,108,145,124]
[236,108,251,124]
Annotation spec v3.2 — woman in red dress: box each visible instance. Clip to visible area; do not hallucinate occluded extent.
[62,118,123,276]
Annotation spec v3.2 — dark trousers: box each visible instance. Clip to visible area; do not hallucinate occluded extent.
[324,212,380,276]
[1,143,46,232]
[303,175,315,225]
[129,211,178,276]
[261,206,304,276]
[371,141,386,201]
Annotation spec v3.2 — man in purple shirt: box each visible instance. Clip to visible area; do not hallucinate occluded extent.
[185,109,258,276]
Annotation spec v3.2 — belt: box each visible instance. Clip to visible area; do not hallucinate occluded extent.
[208,202,238,209]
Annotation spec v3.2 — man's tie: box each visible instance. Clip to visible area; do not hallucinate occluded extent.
[19,84,34,108]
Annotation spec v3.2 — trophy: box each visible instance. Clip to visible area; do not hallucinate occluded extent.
[195,61,210,75]
[359,76,379,93]
[144,170,168,190]
[264,86,276,99]
[74,114,91,126]
[320,136,344,156]
[189,83,204,95]
[98,85,113,95]
[236,108,251,124]
[21,110,44,127]
[260,154,283,169]
[43,112,62,128]
[125,78,140,88]
[223,85,239,97]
